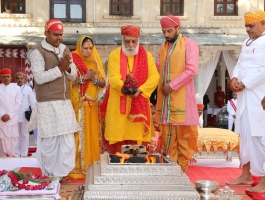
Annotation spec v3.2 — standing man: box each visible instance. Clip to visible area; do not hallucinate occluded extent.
[214,86,226,108]
[227,10,265,194]
[156,16,199,172]
[0,68,21,156]
[28,19,81,178]
[103,25,160,154]
[203,94,210,127]
[15,71,36,157]
[227,92,237,131]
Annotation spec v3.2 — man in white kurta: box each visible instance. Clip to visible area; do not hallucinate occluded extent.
[227,92,237,131]
[28,19,81,178]
[227,10,265,193]
[0,68,22,157]
[15,72,36,157]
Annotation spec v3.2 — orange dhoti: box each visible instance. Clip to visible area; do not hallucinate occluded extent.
[160,125,198,171]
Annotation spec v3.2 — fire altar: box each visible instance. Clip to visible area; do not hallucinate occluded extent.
[84,145,200,200]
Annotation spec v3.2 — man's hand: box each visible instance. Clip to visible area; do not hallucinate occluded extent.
[230,78,239,92]
[1,114,10,122]
[162,83,173,96]
[128,89,142,98]
[232,114,236,119]
[237,82,245,92]
[261,96,265,110]
[59,53,72,71]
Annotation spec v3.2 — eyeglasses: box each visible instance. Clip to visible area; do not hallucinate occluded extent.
[1,75,11,78]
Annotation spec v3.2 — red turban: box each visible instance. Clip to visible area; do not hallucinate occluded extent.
[197,104,204,109]
[45,19,64,32]
[121,25,140,38]
[160,16,181,28]
[217,86,222,89]
[0,68,12,75]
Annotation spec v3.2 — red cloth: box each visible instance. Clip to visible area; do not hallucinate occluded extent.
[72,53,90,97]
[160,16,181,28]
[0,68,11,74]
[45,19,63,32]
[214,91,226,108]
[120,46,150,134]
[121,25,140,38]
[245,189,265,200]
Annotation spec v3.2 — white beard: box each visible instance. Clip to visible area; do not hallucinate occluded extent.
[121,39,139,57]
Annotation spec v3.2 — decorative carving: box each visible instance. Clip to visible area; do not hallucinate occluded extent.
[210,16,243,20]
[103,15,140,20]
[156,15,188,20]
[0,13,32,19]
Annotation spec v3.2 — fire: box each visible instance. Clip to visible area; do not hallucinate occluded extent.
[115,152,130,163]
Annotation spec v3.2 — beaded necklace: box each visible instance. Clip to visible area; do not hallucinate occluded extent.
[246,34,265,46]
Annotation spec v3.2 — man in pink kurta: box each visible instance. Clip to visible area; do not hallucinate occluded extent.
[156,16,199,172]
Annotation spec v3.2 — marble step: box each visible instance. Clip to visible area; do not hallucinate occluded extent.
[94,162,190,185]
[100,154,182,176]
[87,165,196,191]
[84,190,200,200]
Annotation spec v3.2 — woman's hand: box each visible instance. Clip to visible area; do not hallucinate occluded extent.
[83,69,97,80]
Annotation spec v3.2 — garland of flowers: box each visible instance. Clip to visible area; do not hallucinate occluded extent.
[0,169,53,191]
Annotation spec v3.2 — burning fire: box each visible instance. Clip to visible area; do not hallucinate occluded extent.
[114,153,157,164]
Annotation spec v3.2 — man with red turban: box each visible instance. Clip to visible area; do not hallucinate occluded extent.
[103,25,159,153]
[14,71,36,157]
[214,85,226,108]
[0,68,22,157]
[27,19,81,179]
[227,10,265,196]
[156,16,199,172]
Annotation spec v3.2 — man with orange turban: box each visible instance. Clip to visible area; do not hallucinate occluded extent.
[227,10,265,196]
[103,25,159,153]
[156,16,199,172]
[0,68,22,157]
[28,19,81,178]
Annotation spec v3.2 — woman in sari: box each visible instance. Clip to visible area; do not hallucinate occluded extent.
[69,36,106,178]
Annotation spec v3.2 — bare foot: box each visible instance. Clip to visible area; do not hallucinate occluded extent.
[247,184,265,193]
[226,175,253,185]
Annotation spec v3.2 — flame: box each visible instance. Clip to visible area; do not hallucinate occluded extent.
[145,155,150,163]
[149,155,156,163]
[115,152,130,163]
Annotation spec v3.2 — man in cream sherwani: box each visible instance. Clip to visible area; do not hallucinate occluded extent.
[227,10,265,194]
[0,68,22,157]
[227,92,237,131]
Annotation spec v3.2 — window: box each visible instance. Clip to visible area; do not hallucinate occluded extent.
[50,0,86,22]
[109,0,133,16]
[160,0,184,16]
[1,0,25,13]
[214,0,238,16]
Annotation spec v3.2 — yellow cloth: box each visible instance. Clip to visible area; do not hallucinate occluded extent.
[104,47,159,145]
[244,10,265,24]
[156,33,186,123]
[196,128,240,154]
[160,124,198,171]
[69,35,106,178]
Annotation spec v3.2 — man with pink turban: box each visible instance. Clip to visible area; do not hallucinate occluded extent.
[156,16,199,172]
[28,19,81,179]
[102,25,159,154]
[227,10,265,196]
[0,68,22,157]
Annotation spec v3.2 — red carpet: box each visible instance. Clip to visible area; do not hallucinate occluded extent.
[186,166,254,199]
[186,166,243,186]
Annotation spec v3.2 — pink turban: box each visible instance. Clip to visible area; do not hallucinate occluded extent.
[45,19,64,32]
[121,25,140,38]
[160,16,181,28]
[0,68,12,75]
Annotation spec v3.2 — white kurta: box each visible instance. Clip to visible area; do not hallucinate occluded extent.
[15,84,36,157]
[28,39,81,177]
[233,35,265,137]
[0,83,22,156]
[227,98,237,131]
